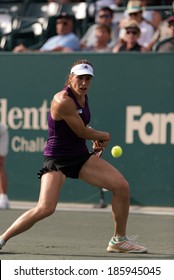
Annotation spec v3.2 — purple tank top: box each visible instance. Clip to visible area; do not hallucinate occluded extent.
[44,86,91,157]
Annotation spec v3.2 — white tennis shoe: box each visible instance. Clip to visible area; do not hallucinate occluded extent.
[107,236,148,253]
[0,194,10,209]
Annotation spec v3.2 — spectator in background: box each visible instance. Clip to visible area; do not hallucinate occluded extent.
[112,19,144,52]
[119,0,154,48]
[82,24,112,52]
[119,0,163,29]
[80,7,119,50]
[137,0,162,29]
[0,124,9,209]
[155,15,174,52]
[149,9,164,31]
[88,0,116,17]
[146,14,174,51]
[13,13,80,52]
[88,0,124,24]
[139,0,154,22]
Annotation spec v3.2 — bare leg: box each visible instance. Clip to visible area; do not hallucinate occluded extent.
[79,155,130,237]
[1,171,66,242]
[0,156,8,194]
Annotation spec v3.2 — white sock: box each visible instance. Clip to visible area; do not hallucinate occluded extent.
[113,236,127,242]
[0,236,6,248]
[0,194,8,200]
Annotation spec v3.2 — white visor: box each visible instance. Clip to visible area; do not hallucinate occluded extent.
[70,64,94,77]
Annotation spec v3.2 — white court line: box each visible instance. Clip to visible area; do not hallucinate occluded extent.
[8,201,174,216]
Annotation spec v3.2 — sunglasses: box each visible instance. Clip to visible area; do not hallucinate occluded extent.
[130,12,140,17]
[99,14,111,19]
[56,21,69,26]
[168,23,174,28]
[126,30,139,35]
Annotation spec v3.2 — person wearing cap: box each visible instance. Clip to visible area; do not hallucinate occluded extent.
[13,13,80,52]
[113,19,144,52]
[0,59,147,254]
[119,0,154,48]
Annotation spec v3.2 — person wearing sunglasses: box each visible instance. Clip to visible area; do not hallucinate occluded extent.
[113,20,144,52]
[80,6,119,50]
[13,13,80,53]
[119,0,154,48]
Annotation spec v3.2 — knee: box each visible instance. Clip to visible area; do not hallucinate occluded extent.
[35,205,56,219]
[122,179,130,192]
[113,179,130,197]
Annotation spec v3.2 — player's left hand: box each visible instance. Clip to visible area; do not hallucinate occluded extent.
[92,140,105,157]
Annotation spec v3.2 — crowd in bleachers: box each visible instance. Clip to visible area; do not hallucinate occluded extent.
[0,0,174,52]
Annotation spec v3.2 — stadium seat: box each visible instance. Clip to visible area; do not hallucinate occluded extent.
[14,1,61,45]
[0,1,23,50]
[0,0,61,51]
[0,0,23,16]
[0,1,24,35]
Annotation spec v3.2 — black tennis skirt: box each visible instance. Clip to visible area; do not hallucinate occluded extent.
[37,152,93,179]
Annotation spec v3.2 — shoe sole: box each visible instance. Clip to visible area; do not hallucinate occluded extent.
[107,245,148,253]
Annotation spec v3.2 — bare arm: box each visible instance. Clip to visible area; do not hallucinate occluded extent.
[51,91,110,144]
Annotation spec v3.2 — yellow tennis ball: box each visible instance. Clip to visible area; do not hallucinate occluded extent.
[111,146,122,158]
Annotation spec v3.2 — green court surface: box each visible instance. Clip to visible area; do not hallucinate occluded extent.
[0,204,174,260]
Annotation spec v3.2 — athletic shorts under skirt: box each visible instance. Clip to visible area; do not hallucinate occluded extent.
[37,152,93,179]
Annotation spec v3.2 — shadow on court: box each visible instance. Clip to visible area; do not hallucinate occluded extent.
[0,208,174,260]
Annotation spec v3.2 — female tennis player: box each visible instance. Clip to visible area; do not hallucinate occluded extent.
[0,59,147,253]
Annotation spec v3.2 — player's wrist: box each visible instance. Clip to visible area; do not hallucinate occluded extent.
[103,133,110,142]
[98,134,110,144]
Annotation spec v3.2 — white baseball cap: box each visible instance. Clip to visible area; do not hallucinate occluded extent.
[70,64,94,77]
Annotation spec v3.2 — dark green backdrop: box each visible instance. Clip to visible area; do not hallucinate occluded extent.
[0,52,173,206]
